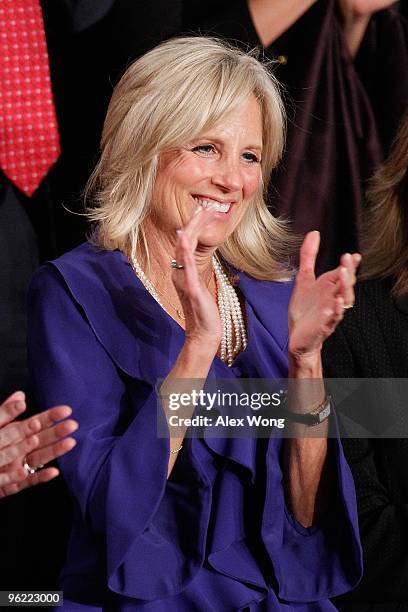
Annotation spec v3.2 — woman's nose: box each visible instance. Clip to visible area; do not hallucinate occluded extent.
[211,159,243,193]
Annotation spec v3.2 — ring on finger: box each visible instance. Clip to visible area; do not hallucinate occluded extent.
[343,304,354,310]
[171,259,185,270]
[22,457,44,475]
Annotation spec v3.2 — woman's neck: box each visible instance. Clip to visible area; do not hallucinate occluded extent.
[138,222,215,288]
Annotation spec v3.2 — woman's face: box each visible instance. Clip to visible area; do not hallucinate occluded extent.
[151,95,263,248]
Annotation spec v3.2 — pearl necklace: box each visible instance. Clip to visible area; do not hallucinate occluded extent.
[130,255,247,367]
[212,257,247,366]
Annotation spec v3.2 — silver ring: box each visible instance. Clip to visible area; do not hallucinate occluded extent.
[343,304,354,310]
[171,259,184,270]
[23,458,44,475]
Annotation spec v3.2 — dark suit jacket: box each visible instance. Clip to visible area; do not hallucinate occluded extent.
[323,278,408,612]
[0,0,183,592]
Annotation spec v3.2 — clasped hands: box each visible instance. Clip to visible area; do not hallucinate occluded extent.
[170,208,360,366]
[0,391,78,498]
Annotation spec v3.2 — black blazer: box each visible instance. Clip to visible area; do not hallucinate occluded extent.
[323,278,408,611]
[0,1,186,592]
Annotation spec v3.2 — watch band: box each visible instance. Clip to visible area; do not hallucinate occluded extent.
[282,394,331,426]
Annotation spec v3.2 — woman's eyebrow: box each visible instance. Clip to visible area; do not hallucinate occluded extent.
[193,136,263,151]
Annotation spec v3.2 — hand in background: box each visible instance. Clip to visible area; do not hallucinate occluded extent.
[338,0,397,17]
[0,391,78,498]
[337,0,398,55]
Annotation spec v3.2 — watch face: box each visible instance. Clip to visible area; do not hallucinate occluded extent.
[317,403,331,423]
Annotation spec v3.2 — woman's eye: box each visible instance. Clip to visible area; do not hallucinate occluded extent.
[192,144,216,155]
[243,152,260,164]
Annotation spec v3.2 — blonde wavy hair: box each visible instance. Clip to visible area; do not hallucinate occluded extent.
[359,110,408,297]
[86,36,296,280]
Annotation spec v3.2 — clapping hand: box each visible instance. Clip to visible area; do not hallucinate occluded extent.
[0,391,78,498]
[171,207,223,351]
[288,231,361,366]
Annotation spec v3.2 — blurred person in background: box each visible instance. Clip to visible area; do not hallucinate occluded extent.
[183,0,407,272]
[323,109,408,612]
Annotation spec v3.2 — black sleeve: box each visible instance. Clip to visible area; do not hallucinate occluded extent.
[323,324,408,602]
[323,323,359,378]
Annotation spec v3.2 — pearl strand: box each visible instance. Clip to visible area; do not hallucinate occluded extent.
[213,257,247,366]
[130,255,247,367]
[130,257,168,314]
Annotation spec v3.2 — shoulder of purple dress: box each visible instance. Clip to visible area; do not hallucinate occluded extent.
[237,272,294,352]
[51,241,128,276]
[47,242,149,308]
[30,241,177,381]
[237,272,294,304]
[44,241,148,319]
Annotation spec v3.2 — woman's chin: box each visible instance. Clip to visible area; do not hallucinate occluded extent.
[197,231,229,250]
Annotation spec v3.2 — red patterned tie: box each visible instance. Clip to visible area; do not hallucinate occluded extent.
[0,0,60,197]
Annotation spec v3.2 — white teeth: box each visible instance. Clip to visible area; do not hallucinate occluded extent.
[194,198,231,213]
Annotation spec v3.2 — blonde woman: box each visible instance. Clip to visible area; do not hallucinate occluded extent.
[323,110,408,610]
[28,37,361,611]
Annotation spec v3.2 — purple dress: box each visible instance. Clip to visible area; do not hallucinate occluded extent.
[27,242,362,611]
